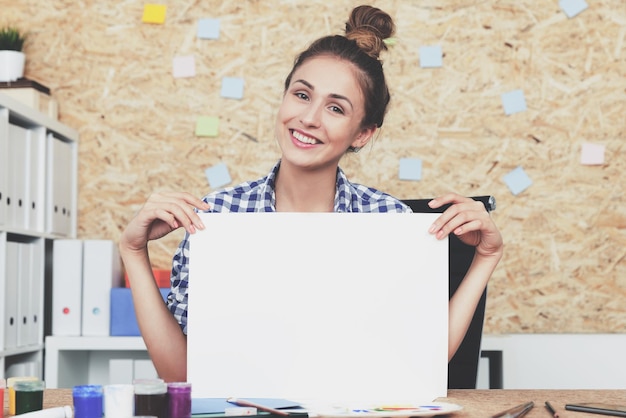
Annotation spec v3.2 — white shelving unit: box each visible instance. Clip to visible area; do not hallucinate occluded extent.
[0,92,78,380]
[45,336,155,388]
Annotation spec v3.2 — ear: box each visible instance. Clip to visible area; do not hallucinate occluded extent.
[351,125,377,149]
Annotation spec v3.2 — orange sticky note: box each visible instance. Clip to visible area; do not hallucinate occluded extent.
[143,4,167,24]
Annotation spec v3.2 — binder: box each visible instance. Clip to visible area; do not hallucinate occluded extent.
[4,240,20,349]
[8,123,30,230]
[0,233,6,349]
[16,241,30,347]
[81,240,123,336]
[26,127,46,233]
[46,134,68,236]
[0,108,8,226]
[51,239,83,336]
[26,239,44,345]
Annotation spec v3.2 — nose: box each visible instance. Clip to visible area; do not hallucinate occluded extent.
[300,101,322,127]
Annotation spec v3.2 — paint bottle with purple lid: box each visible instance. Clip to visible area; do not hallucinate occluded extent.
[167,382,192,418]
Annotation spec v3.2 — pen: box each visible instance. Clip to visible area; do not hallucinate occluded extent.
[491,401,534,418]
[227,398,291,416]
[545,401,559,418]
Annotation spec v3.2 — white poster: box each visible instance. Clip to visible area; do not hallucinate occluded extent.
[188,213,448,405]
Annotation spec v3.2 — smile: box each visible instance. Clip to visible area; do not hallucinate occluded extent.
[292,130,320,145]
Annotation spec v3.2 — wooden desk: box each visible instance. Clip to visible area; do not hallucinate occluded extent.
[4,389,626,417]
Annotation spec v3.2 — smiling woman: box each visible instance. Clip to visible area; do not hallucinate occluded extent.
[119,4,503,383]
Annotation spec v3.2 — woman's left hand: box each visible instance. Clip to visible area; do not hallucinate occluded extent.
[428,193,503,259]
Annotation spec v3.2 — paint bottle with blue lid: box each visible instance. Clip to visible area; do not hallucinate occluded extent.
[73,384,104,418]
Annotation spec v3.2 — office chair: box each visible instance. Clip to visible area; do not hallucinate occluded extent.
[402,197,494,389]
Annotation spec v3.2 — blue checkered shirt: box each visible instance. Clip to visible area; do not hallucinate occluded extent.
[167,160,410,334]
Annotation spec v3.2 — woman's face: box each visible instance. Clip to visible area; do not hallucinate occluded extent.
[275,55,375,172]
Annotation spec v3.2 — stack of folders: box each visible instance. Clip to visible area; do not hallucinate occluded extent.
[51,239,170,337]
[1,240,45,354]
[0,120,74,236]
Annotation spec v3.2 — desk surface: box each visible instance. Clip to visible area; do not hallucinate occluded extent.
[4,389,626,417]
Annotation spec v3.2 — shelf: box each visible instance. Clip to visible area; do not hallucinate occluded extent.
[0,343,44,357]
[45,336,146,351]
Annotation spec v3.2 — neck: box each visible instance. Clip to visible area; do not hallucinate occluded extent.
[274,161,337,212]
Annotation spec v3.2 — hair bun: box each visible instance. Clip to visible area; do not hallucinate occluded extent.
[345,5,396,59]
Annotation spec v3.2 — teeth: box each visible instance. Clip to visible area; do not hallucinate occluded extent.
[293,131,317,145]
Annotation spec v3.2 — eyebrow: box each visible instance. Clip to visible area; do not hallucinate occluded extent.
[293,79,354,110]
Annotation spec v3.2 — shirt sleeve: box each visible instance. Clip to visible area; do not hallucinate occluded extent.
[168,232,191,335]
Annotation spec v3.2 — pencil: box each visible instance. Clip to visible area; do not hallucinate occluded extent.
[545,401,559,418]
[227,398,291,416]
[491,401,535,418]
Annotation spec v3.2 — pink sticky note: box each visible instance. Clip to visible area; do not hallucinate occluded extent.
[580,142,605,165]
[173,55,196,78]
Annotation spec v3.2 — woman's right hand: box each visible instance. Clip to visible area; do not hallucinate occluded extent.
[120,192,211,253]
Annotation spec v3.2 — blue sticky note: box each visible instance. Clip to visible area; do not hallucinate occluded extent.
[205,163,232,189]
[419,45,443,68]
[503,166,532,195]
[197,18,220,39]
[221,77,245,99]
[559,0,588,18]
[399,158,422,181]
[501,89,527,115]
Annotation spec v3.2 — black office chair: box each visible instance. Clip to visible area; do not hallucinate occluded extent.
[402,197,494,389]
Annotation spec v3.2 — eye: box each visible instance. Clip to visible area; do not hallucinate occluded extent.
[294,92,309,101]
[329,105,344,114]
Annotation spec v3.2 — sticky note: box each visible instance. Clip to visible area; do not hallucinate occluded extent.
[205,163,232,189]
[581,142,605,165]
[220,77,245,100]
[195,116,219,137]
[419,45,443,68]
[142,4,167,24]
[173,55,196,78]
[503,166,532,196]
[559,0,588,18]
[399,158,422,181]
[501,89,527,115]
[198,18,221,40]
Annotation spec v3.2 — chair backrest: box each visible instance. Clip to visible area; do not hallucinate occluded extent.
[402,196,494,389]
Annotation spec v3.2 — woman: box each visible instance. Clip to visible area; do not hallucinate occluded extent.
[120,5,503,383]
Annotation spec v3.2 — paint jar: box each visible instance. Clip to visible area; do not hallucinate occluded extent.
[104,383,134,418]
[167,382,192,418]
[73,385,104,418]
[7,376,38,415]
[14,379,45,414]
[134,380,167,418]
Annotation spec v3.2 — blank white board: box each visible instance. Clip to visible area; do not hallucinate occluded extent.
[188,213,448,405]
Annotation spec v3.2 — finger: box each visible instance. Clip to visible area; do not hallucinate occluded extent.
[145,193,210,232]
[429,200,486,237]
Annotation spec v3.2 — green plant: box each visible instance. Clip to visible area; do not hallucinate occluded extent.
[0,26,26,51]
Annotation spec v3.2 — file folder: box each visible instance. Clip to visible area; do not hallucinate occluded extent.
[82,240,123,336]
[52,239,83,336]
[4,240,20,349]
[26,127,46,233]
[8,123,30,230]
[0,108,8,226]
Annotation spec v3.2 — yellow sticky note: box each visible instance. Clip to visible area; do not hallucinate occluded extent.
[142,4,167,24]
[196,116,219,137]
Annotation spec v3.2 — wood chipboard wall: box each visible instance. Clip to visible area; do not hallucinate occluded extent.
[3,1,625,334]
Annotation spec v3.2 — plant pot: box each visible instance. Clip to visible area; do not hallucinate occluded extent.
[0,50,25,82]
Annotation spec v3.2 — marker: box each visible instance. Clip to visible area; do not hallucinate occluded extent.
[545,401,559,418]
[227,398,290,416]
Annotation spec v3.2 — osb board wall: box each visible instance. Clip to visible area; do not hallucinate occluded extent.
[3,1,625,334]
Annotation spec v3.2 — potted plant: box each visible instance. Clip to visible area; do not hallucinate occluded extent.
[0,26,27,82]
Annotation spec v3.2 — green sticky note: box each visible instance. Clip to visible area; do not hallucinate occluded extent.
[142,4,167,24]
[195,116,219,137]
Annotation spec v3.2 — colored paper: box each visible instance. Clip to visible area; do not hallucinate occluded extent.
[195,116,219,137]
[172,55,196,78]
[142,4,167,24]
[580,142,605,165]
[501,89,527,115]
[197,18,221,40]
[559,0,589,18]
[503,166,532,195]
[220,77,245,99]
[204,163,231,189]
[419,45,443,68]
[399,158,422,181]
